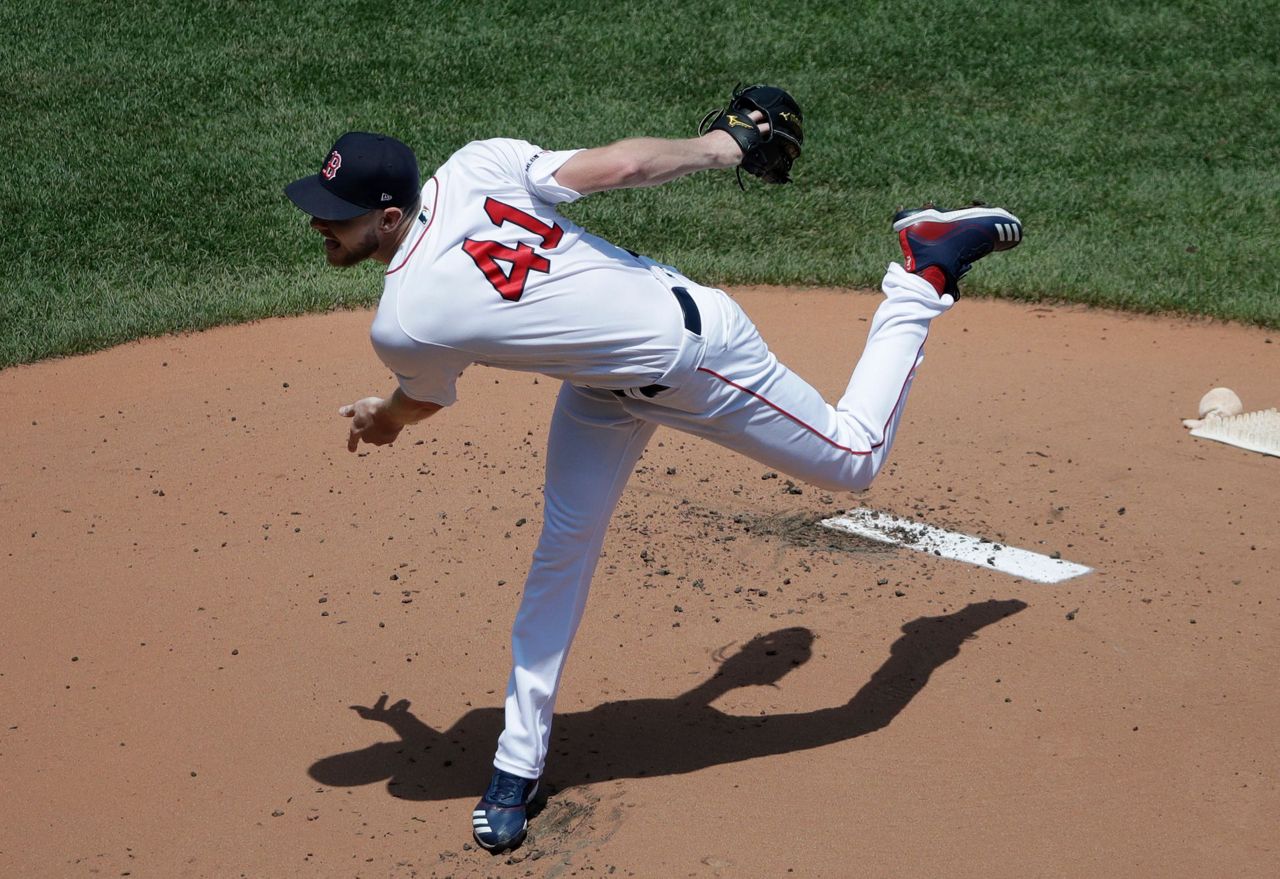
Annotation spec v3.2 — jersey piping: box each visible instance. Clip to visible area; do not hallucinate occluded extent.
[385,176,441,277]
[694,332,926,456]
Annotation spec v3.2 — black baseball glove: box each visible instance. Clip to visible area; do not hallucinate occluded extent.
[699,84,804,185]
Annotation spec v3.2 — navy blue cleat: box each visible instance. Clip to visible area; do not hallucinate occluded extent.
[892,203,1023,298]
[472,768,539,853]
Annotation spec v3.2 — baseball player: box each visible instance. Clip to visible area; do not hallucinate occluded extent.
[284,86,1023,852]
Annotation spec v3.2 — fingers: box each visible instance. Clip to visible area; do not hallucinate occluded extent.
[340,397,394,453]
[747,109,771,136]
[348,412,366,452]
[341,396,383,418]
[341,398,372,451]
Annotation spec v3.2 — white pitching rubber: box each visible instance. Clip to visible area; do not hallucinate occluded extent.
[821,509,1091,584]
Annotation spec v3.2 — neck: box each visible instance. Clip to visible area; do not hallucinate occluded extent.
[372,211,417,265]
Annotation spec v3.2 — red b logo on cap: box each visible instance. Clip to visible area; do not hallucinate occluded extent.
[321,150,342,180]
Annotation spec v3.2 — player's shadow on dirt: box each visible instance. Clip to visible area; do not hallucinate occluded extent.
[309,598,1025,801]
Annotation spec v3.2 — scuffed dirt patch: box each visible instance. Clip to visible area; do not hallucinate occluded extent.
[736,509,896,554]
[665,500,894,554]
[503,785,626,875]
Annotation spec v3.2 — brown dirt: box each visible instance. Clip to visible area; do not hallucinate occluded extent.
[2,288,1276,878]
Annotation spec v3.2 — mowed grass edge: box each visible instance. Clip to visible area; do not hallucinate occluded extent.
[2,0,1278,367]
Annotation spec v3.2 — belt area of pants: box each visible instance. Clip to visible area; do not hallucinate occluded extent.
[613,286,701,399]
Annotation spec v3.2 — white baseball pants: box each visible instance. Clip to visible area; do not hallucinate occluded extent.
[493,262,951,778]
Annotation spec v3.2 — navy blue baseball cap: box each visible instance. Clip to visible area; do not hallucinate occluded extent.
[285,132,420,220]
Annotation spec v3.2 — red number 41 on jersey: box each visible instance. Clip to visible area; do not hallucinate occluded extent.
[461,198,564,301]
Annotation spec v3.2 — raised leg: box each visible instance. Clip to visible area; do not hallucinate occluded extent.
[627,263,947,492]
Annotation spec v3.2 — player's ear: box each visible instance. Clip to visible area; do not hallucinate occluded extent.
[377,206,405,234]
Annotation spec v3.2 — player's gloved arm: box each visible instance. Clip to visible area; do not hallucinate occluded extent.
[339,388,441,453]
[553,112,767,195]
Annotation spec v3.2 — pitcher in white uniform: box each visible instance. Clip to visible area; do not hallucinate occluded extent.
[285,117,1023,852]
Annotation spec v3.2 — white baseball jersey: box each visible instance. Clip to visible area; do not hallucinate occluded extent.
[357,134,958,785]
[371,138,703,406]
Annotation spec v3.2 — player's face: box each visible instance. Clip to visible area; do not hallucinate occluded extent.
[310,212,380,267]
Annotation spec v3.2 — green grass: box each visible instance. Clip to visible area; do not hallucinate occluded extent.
[3,0,1278,366]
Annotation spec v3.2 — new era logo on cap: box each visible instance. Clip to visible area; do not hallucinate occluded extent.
[284,132,420,221]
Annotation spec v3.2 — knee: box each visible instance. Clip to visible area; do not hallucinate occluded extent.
[808,454,882,494]
[530,507,595,557]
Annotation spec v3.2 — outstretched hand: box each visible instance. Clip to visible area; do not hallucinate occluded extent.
[700,85,802,184]
[339,396,404,452]
[350,693,413,720]
[704,109,769,155]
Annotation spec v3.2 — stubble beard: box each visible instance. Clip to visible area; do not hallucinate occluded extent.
[326,226,380,268]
